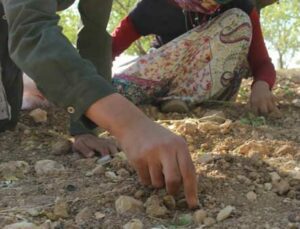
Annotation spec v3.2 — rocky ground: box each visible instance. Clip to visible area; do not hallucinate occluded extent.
[0,69,300,229]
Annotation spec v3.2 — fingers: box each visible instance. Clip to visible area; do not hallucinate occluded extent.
[149,162,165,188]
[162,153,182,195]
[135,162,151,186]
[73,140,95,158]
[176,141,199,209]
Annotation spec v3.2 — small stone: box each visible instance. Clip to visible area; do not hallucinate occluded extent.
[51,139,72,155]
[117,168,130,177]
[198,153,215,164]
[95,212,105,220]
[193,209,207,224]
[246,191,257,201]
[237,175,252,185]
[0,161,30,179]
[35,160,65,176]
[177,213,193,226]
[288,212,300,223]
[26,208,41,217]
[115,196,144,214]
[29,108,47,123]
[235,141,270,156]
[75,207,92,225]
[274,180,290,195]
[292,99,300,108]
[65,184,77,192]
[53,197,69,218]
[73,158,96,170]
[216,205,235,222]
[145,195,168,217]
[264,183,272,191]
[123,219,143,229]
[204,217,216,226]
[91,165,105,176]
[163,195,176,210]
[3,222,39,229]
[270,172,281,184]
[105,171,119,180]
[97,155,112,165]
[134,190,144,199]
[176,199,188,209]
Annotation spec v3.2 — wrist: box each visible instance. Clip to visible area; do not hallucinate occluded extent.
[85,93,149,140]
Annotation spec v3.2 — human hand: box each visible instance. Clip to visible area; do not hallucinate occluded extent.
[86,94,199,209]
[72,134,120,158]
[250,80,280,115]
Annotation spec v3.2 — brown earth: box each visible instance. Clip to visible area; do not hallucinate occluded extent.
[0,69,299,229]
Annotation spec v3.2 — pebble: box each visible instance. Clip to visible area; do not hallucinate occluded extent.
[75,207,92,225]
[134,190,145,199]
[177,213,193,226]
[193,209,207,224]
[26,208,41,217]
[0,161,30,179]
[3,222,39,229]
[235,141,270,156]
[73,158,96,170]
[97,155,112,165]
[270,172,281,184]
[123,219,143,229]
[51,139,72,155]
[288,212,300,223]
[198,153,215,164]
[53,197,69,218]
[246,191,257,201]
[274,180,291,195]
[145,195,168,217]
[115,196,144,214]
[35,160,65,176]
[237,175,252,185]
[105,171,119,180]
[163,195,176,210]
[264,183,273,191]
[292,99,300,108]
[95,212,105,220]
[91,165,105,176]
[117,168,130,177]
[204,217,216,226]
[216,205,235,222]
[29,108,47,123]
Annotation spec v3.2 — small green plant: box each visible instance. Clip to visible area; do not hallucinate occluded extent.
[240,113,266,127]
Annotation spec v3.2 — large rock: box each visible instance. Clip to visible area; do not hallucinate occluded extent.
[115,196,143,214]
[35,160,65,176]
[3,222,38,229]
[0,161,30,179]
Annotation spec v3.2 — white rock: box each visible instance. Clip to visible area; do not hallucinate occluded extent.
[246,191,257,201]
[264,183,273,191]
[123,219,143,229]
[269,172,281,184]
[115,196,143,214]
[204,217,216,226]
[193,209,207,224]
[292,99,300,108]
[29,108,47,123]
[95,212,105,220]
[91,165,105,176]
[3,222,38,229]
[97,155,112,165]
[274,180,290,195]
[216,205,235,222]
[35,160,65,176]
[105,171,119,180]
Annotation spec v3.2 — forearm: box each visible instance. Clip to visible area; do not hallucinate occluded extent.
[86,93,149,140]
[248,8,276,89]
[2,0,115,122]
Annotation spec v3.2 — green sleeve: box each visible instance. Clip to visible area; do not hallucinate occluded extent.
[1,0,116,126]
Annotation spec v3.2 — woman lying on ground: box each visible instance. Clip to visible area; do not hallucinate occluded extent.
[111,0,279,115]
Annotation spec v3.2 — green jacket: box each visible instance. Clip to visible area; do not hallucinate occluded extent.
[1,0,116,134]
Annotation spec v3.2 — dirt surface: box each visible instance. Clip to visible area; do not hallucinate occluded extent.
[0,69,300,229]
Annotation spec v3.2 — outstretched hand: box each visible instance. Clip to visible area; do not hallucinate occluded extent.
[86,94,199,209]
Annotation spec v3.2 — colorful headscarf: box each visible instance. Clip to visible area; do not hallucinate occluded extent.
[174,0,232,14]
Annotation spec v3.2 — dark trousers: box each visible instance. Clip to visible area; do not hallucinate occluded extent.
[0,3,23,132]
